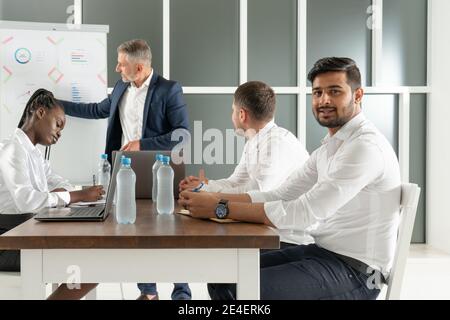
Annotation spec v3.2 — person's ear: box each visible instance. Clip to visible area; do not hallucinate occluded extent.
[35,107,46,120]
[136,63,143,73]
[239,107,247,123]
[354,87,364,105]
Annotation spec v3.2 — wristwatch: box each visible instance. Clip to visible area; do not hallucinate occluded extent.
[215,199,229,219]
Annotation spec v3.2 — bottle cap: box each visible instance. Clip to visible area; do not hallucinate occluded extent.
[101,154,108,160]
[121,157,131,165]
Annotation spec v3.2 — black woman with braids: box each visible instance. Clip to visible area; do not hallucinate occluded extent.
[0,88,101,299]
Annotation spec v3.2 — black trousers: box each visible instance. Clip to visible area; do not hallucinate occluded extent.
[208,243,381,300]
[0,213,34,272]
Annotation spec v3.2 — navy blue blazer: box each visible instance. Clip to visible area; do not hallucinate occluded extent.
[60,72,189,161]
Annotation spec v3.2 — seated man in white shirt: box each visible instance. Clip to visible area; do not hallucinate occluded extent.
[179,81,310,245]
[0,89,103,299]
[179,57,401,300]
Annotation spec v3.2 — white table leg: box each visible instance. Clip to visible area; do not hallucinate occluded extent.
[21,250,46,300]
[236,249,260,300]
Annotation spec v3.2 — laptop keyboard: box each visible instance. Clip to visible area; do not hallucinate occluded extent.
[68,206,105,217]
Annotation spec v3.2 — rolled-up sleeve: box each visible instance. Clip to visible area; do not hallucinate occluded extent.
[261,139,385,231]
[203,145,251,193]
[247,151,318,203]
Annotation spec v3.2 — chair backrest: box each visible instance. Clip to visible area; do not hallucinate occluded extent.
[385,183,421,300]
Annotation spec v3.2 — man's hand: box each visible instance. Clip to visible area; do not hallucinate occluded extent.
[178,191,220,219]
[179,176,201,191]
[121,140,141,151]
[179,169,208,191]
[69,186,104,204]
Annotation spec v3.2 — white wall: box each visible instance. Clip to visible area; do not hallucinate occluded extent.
[427,0,450,253]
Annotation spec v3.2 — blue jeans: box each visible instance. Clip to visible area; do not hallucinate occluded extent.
[208,244,381,300]
[137,283,191,300]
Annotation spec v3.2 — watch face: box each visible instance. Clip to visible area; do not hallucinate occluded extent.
[215,204,228,219]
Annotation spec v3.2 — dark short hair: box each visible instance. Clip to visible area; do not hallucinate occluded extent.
[233,81,275,122]
[307,57,362,91]
[18,89,62,128]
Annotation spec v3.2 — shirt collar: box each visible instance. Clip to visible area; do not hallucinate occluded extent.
[321,112,366,145]
[14,128,40,155]
[254,120,276,138]
[246,120,276,142]
[130,69,153,89]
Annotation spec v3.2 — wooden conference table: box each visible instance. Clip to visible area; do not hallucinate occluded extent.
[0,200,279,300]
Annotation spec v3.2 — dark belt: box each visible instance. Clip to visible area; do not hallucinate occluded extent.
[332,251,387,284]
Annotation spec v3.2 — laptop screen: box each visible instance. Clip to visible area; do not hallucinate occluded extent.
[104,151,123,216]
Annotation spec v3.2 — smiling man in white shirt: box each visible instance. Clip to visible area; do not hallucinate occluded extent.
[179,57,401,300]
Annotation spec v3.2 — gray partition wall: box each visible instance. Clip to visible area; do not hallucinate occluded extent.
[410,94,427,243]
[0,0,72,23]
[248,0,297,86]
[307,0,372,86]
[171,0,239,87]
[1,0,430,243]
[382,0,428,86]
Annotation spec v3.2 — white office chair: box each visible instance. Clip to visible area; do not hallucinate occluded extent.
[385,183,421,300]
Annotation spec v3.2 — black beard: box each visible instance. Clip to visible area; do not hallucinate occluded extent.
[314,100,354,128]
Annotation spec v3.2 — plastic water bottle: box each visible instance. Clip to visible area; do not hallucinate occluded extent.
[152,154,164,202]
[97,154,111,197]
[114,155,126,205]
[116,157,136,224]
[156,156,174,214]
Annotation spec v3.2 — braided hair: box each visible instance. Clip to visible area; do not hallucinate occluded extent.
[18,89,62,128]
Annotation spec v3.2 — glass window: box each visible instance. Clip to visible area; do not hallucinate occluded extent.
[0,0,73,23]
[307,0,372,86]
[171,0,239,87]
[363,94,399,154]
[275,95,297,137]
[83,0,163,87]
[382,0,427,86]
[248,0,297,86]
[410,94,427,243]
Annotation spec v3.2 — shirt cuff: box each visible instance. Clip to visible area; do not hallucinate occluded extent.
[264,200,287,228]
[59,183,75,192]
[202,181,218,192]
[247,190,266,203]
[55,191,71,206]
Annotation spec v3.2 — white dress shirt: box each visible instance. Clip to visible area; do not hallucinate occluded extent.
[204,121,309,194]
[248,113,401,275]
[0,128,73,214]
[119,69,153,146]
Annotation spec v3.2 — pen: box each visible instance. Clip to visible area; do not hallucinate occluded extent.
[191,182,204,192]
[93,174,96,186]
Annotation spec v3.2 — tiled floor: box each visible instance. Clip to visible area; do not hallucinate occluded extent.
[1,244,450,300]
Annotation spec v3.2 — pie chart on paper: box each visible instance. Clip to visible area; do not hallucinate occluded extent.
[14,47,31,64]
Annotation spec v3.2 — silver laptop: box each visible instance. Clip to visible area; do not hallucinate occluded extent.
[34,153,121,222]
[113,150,185,199]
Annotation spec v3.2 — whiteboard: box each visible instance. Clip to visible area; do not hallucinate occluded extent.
[0,21,109,184]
